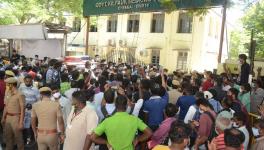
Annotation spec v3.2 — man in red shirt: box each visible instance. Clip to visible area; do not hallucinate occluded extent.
[212,116,232,150]
[193,98,216,150]
[202,71,214,91]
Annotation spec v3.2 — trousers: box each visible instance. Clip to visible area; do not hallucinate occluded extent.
[5,116,24,150]
[37,133,58,150]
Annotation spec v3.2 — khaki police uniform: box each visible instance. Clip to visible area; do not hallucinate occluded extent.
[5,70,15,77]
[31,87,63,150]
[4,77,24,150]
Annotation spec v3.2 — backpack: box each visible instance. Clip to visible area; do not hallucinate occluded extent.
[192,105,201,121]
[101,106,116,119]
[128,105,135,115]
[101,105,135,120]
[233,101,250,126]
[204,111,217,142]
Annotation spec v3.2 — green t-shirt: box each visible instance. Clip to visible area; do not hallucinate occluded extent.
[234,84,241,91]
[60,82,71,94]
[238,92,251,112]
[94,112,147,150]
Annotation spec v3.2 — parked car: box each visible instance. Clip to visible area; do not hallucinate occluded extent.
[64,55,90,68]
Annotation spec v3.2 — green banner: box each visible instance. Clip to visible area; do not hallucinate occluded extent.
[83,0,224,16]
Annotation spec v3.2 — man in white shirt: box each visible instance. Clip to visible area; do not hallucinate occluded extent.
[93,92,104,109]
[97,89,116,122]
[127,99,143,117]
[64,81,80,101]
[184,92,204,124]
[63,91,98,150]
[18,75,40,146]
[233,112,249,150]
[50,85,72,127]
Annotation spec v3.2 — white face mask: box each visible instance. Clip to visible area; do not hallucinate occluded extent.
[252,127,260,137]
[199,108,204,113]
[53,92,61,99]
[233,122,239,128]
[51,97,55,101]
[239,88,243,93]
[183,138,190,148]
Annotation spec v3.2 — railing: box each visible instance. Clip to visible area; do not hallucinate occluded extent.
[102,49,145,65]
[248,112,261,147]
[249,113,261,126]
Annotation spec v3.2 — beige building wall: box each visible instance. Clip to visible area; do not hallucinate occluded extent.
[66,8,229,72]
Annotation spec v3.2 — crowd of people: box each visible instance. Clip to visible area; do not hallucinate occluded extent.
[0,51,264,150]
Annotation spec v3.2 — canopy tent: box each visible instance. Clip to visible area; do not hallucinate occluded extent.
[0,24,71,58]
[0,24,47,40]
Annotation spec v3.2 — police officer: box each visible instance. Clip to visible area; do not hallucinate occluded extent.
[31,87,65,150]
[5,70,15,79]
[1,77,25,150]
[19,74,40,146]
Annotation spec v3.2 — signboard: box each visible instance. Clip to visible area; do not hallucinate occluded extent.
[83,0,224,16]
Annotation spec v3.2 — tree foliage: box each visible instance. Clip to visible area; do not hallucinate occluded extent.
[159,0,234,16]
[229,29,250,59]
[242,1,264,59]
[0,0,83,25]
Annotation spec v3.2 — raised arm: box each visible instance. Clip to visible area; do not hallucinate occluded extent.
[161,71,167,90]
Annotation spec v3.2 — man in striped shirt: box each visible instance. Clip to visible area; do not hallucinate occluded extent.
[211,116,232,150]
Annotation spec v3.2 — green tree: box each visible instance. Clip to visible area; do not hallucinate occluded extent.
[160,0,234,16]
[0,0,83,25]
[242,1,264,59]
[229,29,250,59]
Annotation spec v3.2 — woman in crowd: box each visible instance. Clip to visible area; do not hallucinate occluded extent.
[238,83,251,112]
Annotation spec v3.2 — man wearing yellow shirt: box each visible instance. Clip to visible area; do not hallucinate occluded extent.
[153,121,191,150]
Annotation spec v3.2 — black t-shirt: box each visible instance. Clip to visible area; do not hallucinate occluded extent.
[11,54,20,63]
[240,63,250,85]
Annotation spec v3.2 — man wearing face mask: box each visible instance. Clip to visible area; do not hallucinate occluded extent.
[210,116,232,150]
[227,88,248,115]
[232,112,249,150]
[251,80,264,114]
[193,98,216,150]
[63,91,98,150]
[252,119,264,149]
[50,85,72,128]
[31,87,65,150]
[19,74,40,146]
[1,77,25,150]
